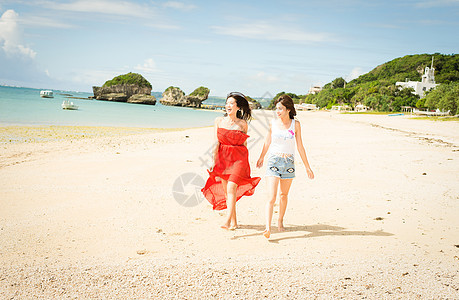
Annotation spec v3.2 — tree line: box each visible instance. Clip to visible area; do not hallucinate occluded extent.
[268,54,459,115]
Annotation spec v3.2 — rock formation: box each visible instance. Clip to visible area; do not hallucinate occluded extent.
[127,94,157,105]
[92,84,156,105]
[186,86,210,108]
[248,100,262,110]
[160,87,186,106]
[92,73,156,105]
[160,86,210,108]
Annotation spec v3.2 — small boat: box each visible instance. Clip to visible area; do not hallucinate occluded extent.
[40,90,54,98]
[61,100,79,110]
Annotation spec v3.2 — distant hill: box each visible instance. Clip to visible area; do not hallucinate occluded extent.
[349,53,459,86]
[304,53,459,112]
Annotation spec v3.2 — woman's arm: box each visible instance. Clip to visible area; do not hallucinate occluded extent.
[241,120,248,147]
[256,123,272,168]
[295,120,314,179]
[210,117,222,170]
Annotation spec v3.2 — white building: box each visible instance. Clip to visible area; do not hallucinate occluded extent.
[396,57,439,98]
[308,85,322,94]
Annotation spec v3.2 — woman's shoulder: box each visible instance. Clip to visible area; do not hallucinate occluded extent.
[237,118,248,125]
[236,118,248,133]
[215,116,224,126]
[294,118,301,130]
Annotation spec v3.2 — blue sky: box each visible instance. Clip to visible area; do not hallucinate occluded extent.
[0,0,458,97]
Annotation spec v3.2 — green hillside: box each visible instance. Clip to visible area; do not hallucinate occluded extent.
[350,53,459,85]
[303,53,459,113]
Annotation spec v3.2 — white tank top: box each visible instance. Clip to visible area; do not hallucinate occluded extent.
[269,119,296,156]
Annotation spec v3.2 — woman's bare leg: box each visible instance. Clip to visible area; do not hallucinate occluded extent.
[278,178,293,231]
[221,180,238,229]
[264,176,280,238]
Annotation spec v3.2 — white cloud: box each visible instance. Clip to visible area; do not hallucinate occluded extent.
[0,9,36,59]
[20,15,75,29]
[38,0,179,30]
[212,21,332,44]
[134,58,160,74]
[70,69,121,87]
[249,71,280,83]
[163,1,197,11]
[346,67,364,81]
[42,0,155,18]
[145,22,181,30]
[0,9,47,87]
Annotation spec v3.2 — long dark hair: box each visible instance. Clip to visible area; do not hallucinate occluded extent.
[226,92,252,121]
[275,94,296,119]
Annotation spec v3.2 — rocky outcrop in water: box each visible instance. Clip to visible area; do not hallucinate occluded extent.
[160,87,186,106]
[127,94,157,105]
[160,86,210,108]
[92,84,156,105]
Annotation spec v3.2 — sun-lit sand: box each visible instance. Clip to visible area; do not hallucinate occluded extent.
[1,111,458,298]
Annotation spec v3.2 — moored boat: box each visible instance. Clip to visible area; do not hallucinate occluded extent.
[40,90,54,98]
[61,100,79,110]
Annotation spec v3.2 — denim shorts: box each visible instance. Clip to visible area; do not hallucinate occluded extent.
[265,154,295,179]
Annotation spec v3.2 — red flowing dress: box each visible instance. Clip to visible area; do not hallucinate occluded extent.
[202,128,261,210]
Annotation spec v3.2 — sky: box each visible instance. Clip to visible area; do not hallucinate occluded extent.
[0,0,458,97]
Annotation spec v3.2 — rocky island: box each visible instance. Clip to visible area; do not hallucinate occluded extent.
[92,73,156,105]
[160,86,210,108]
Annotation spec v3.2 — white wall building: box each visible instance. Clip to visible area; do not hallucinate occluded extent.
[308,85,322,94]
[396,58,439,98]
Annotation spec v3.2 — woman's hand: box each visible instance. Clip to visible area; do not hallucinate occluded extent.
[306,167,314,179]
[208,159,215,172]
[256,157,264,168]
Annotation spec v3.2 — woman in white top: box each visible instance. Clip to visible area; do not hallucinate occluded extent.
[256,94,314,238]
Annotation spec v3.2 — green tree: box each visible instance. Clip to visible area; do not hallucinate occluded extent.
[285,53,458,112]
[425,82,459,114]
[331,77,346,88]
[189,86,210,97]
[103,72,152,89]
[268,92,301,109]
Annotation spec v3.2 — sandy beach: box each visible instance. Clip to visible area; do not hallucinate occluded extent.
[1,111,458,298]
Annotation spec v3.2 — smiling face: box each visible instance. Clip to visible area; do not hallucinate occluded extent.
[276,102,290,119]
[225,97,239,116]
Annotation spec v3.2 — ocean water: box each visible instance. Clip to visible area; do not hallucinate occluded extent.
[0,86,225,128]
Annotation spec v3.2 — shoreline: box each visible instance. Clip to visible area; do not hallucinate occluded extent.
[0,125,203,144]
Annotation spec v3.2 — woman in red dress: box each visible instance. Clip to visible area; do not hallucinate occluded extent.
[202,92,261,230]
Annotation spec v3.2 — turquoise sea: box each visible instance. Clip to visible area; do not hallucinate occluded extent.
[0,86,225,128]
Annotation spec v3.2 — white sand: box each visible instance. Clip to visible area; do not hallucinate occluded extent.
[1,111,458,298]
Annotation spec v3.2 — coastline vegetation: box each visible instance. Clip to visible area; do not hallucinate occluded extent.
[424,82,459,115]
[189,86,210,97]
[268,54,459,114]
[103,72,152,89]
[165,86,185,95]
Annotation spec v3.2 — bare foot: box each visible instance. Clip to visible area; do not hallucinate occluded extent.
[229,225,239,230]
[221,223,231,230]
[278,221,285,232]
[263,229,271,238]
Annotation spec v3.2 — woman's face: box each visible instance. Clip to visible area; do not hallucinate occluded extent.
[276,102,290,119]
[225,97,239,116]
